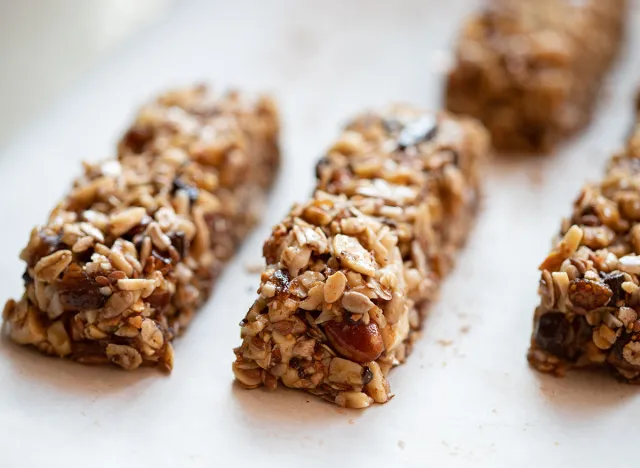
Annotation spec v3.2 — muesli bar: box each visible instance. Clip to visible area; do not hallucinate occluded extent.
[2,85,280,371]
[446,0,626,152]
[529,126,640,381]
[233,106,489,408]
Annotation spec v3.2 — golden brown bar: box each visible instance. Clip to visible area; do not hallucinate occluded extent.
[529,121,640,381]
[233,106,489,408]
[3,85,279,371]
[446,0,626,152]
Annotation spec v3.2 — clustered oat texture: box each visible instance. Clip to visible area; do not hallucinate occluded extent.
[446,0,626,152]
[233,106,489,408]
[529,123,640,382]
[3,85,279,371]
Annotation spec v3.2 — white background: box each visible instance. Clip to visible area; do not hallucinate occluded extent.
[1,1,639,466]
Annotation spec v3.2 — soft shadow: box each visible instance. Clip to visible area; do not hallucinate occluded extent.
[531,368,638,416]
[230,380,369,424]
[0,331,160,395]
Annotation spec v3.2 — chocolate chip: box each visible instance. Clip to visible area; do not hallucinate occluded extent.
[171,178,199,203]
[362,366,374,385]
[397,115,438,150]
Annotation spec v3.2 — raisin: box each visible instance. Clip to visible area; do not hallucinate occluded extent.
[534,313,590,362]
[289,357,301,369]
[22,268,33,285]
[272,269,291,295]
[147,288,171,313]
[120,127,153,153]
[171,178,199,203]
[535,313,569,358]
[568,278,612,310]
[397,115,438,150]
[57,264,106,311]
[362,366,374,385]
[602,271,626,305]
[169,231,188,259]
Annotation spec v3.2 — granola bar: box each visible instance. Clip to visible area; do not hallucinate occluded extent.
[2,85,280,371]
[446,0,626,152]
[233,106,489,408]
[529,125,640,381]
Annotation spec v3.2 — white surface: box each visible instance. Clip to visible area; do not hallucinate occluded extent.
[1,1,640,466]
[0,0,172,146]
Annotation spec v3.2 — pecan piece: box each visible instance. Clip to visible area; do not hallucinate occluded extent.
[324,320,383,363]
[568,278,612,310]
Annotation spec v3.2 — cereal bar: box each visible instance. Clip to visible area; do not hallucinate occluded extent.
[529,123,640,381]
[233,106,489,408]
[446,0,626,152]
[2,85,280,371]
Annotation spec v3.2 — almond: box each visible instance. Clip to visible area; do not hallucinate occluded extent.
[324,320,383,363]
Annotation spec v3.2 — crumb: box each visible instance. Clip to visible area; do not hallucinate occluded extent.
[398,440,406,450]
[554,442,560,446]
[441,361,447,367]
[492,409,497,414]
[348,419,355,425]
[437,339,453,347]
[460,325,470,334]
[244,262,264,274]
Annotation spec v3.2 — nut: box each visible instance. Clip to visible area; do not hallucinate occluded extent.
[33,250,73,283]
[324,271,347,304]
[106,344,143,370]
[335,391,373,409]
[332,234,376,276]
[324,320,384,363]
[341,290,375,314]
[568,278,612,310]
[622,341,640,366]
